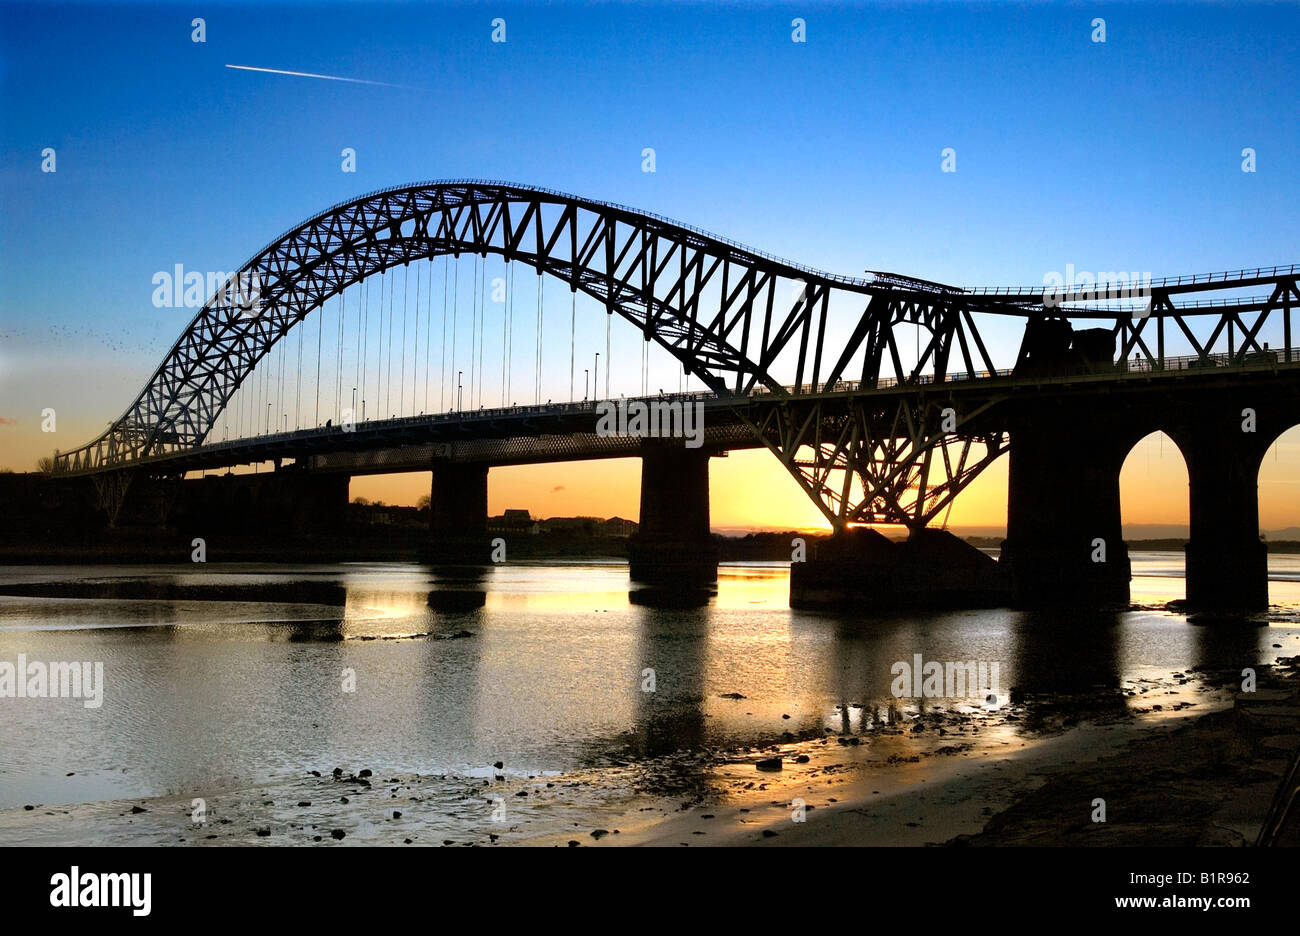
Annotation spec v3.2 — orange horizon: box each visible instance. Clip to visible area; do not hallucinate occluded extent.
[342,428,1300,533]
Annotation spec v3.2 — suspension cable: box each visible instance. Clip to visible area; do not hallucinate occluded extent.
[440,255,448,412]
[473,252,483,410]
[355,277,363,417]
[506,263,514,405]
[424,257,432,413]
[450,255,459,411]
[360,277,369,422]
[386,264,395,417]
[375,270,385,419]
[279,323,286,431]
[413,258,421,414]
[478,254,486,408]
[400,262,409,416]
[535,272,543,404]
[501,260,509,405]
[314,300,323,427]
[336,291,344,423]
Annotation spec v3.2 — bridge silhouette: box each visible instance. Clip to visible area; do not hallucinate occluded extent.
[48,181,1300,610]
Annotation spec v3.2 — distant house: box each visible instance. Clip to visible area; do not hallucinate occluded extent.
[536,516,638,537]
[488,508,539,535]
[601,516,638,538]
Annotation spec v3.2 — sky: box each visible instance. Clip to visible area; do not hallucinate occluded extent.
[1,1,1298,532]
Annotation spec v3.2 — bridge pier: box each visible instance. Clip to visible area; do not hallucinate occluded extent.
[628,445,717,587]
[1000,405,1132,608]
[789,527,1009,611]
[1174,414,1269,612]
[425,462,491,565]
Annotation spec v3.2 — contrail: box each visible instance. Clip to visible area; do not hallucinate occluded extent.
[224,64,416,90]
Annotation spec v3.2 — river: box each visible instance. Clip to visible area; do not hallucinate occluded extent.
[1,553,1297,844]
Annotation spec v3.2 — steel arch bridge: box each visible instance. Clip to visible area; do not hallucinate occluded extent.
[51,180,1300,531]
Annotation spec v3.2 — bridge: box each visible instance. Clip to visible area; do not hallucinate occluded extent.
[48,180,1300,610]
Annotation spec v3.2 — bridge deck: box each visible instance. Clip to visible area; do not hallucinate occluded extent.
[54,355,1300,478]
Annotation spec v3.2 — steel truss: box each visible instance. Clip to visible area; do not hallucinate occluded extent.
[49,180,1299,535]
[749,393,1008,530]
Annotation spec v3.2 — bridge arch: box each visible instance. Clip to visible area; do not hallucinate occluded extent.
[58,180,870,474]
[1258,423,1300,541]
[1118,430,1191,599]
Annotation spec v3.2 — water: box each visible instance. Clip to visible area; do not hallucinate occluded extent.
[1,553,1298,840]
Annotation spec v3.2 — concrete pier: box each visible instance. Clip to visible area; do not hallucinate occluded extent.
[425,462,491,565]
[627,445,717,587]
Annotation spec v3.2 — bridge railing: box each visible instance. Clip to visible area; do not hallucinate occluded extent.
[960,264,1297,297]
[1117,350,1286,374]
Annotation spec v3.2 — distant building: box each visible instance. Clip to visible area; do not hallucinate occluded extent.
[488,509,539,535]
[601,516,638,538]
[538,515,638,537]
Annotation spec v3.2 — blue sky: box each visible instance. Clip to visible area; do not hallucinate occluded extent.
[2,1,1298,509]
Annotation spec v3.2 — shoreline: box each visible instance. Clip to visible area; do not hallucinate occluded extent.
[6,663,1291,847]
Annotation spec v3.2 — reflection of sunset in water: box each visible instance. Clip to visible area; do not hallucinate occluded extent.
[0,557,1296,837]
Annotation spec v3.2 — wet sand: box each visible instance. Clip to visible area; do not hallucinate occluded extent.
[6,664,1279,847]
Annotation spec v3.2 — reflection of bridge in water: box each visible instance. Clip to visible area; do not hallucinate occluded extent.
[49,181,1300,611]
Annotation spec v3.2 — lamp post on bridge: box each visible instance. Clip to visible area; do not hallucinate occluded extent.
[457,371,463,412]
[265,402,271,436]
[584,368,589,401]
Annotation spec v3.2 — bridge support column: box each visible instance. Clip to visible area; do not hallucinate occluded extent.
[1001,406,1132,608]
[628,445,717,586]
[425,462,491,565]
[1178,427,1268,612]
